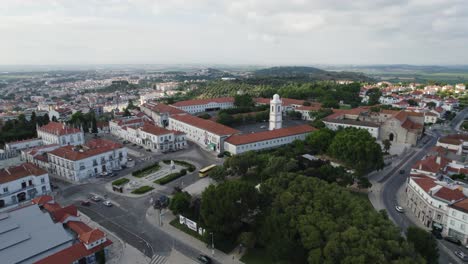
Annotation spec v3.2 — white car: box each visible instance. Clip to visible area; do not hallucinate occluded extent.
[103,200,113,207]
[395,205,404,213]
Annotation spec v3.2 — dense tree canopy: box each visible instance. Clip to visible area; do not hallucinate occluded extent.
[0,112,49,147]
[366,88,382,105]
[169,191,192,216]
[407,227,439,264]
[258,174,425,264]
[328,128,384,175]
[306,128,335,154]
[200,180,259,237]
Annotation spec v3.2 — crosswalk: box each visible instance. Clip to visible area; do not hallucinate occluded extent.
[141,156,153,162]
[150,255,167,264]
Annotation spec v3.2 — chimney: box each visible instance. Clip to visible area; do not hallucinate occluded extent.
[436,156,441,165]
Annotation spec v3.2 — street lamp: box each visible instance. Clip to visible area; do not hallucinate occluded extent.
[210,232,215,256]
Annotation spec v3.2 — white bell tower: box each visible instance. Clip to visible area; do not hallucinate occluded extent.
[269,94,282,130]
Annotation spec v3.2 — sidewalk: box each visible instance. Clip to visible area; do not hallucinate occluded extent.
[145,207,244,264]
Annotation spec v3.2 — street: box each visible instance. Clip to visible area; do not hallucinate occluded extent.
[370,108,468,264]
[52,141,225,263]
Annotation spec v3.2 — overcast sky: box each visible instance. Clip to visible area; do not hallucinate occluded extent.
[1,0,467,65]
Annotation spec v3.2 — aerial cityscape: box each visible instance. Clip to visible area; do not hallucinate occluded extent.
[1,1,468,264]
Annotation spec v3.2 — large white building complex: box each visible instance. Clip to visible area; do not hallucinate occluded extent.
[48,139,127,182]
[37,121,85,146]
[171,97,234,114]
[0,163,51,210]
[168,114,239,152]
[224,125,316,155]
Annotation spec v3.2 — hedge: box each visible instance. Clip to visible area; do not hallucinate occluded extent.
[132,162,160,178]
[154,169,187,185]
[162,160,196,172]
[131,186,154,194]
[112,178,129,186]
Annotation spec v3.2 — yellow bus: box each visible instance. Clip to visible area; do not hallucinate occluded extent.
[199,164,217,177]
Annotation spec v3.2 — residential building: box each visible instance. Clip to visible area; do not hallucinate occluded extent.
[140,102,186,127]
[0,163,51,210]
[21,144,61,170]
[168,114,239,153]
[48,139,127,182]
[424,112,438,124]
[109,116,145,140]
[406,174,465,229]
[436,134,468,156]
[139,123,187,152]
[294,104,322,120]
[224,125,316,155]
[171,97,234,114]
[445,198,468,244]
[37,122,84,146]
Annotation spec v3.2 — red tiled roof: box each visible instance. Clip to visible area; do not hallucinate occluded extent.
[438,134,468,145]
[171,114,239,136]
[43,202,62,212]
[411,177,437,192]
[0,163,47,184]
[172,97,234,107]
[31,195,54,206]
[447,166,468,175]
[115,117,144,126]
[141,123,173,136]
[401,119,423,130]
[38,122,81,136]
[450,198,468,214]
[143,103,186,115]
[34,240,112,264]
[50,205,78,222]
[48,138,124,161]
[79,229,105,244]
[433,187,465,202]
[67,221,92,236]
[412,155,449,174]
[225,125,316,145]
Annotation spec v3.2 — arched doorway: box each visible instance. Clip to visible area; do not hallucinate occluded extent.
[389,133,394,141]
[17,192,26,202]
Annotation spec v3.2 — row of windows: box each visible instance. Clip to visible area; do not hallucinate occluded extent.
[237,135,304,150]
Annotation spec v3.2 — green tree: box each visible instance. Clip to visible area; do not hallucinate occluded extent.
[366,88,382,105]
[426,102,436,109]
[407,227,439,264]
[382,139,392,154]
[234,94,254,108]
[217,112,235,126]
[169,191,192,216]
[208,166,227,182]
[306,128,335,154]
[407,99,418,106]
[201,180,259,237]
[328,128,384,175]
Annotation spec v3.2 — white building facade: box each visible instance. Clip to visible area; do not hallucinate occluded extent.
[37,122,84,146]
[48,139,127,182]
[0,163,51,211]
[171,97,234,114]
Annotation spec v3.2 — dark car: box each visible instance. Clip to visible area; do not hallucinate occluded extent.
[445,236,462,245]
[159,195,169,207]
[197,255,212,264]
[399,170,405,174]
[432,230,442,239]
[80,200,91,206]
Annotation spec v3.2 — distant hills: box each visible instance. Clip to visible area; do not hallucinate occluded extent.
[252,66,373,82]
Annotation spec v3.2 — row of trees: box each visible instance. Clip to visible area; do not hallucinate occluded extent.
[0,112,50,147]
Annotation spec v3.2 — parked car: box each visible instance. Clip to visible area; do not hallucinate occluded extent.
[196,255,212,264]
[260,125,266,129]
[158,195,169,207]
[103,200,113,207]
[80,200,91,206]
[91,195,102,202]
[395,205,405,213]
[445,236,462,245]
[132,143,137,146]
[431,230,442,239]
[123,140,129,144]
[399,170,405,174]
[454,250,468,261]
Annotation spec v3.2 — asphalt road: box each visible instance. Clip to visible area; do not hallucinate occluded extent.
[376,108,468,264]
[53,142,223,263]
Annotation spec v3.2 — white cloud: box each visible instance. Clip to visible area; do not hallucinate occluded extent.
[0,0,467,64]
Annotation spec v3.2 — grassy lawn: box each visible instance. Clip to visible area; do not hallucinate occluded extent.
[339,104,352,110]
[131,185,154,194]
[112,178,129,186]
[240,248,275,264]
[132,162,160,178]
[170,218,206,241]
